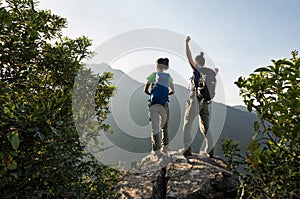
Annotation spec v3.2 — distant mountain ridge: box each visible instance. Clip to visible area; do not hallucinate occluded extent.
[233,105,256,114]
[88,64,258,168]
[232,105,249,112]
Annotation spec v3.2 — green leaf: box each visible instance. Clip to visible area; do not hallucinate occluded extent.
[11,133,20,151]
[4,106,10,114]
[11,172,18,179]
[254,121,260,132]
[247,140,260,151]
[10,150,18,157]
[276,60,294,67]
[7,160,17,170]
[295,59,300,69]
[254,67,272,73]
[292,123,300,141]
[247,100,254,112]
[27,127,39,132]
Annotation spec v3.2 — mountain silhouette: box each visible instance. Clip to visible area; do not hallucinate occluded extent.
[88,64,258,168]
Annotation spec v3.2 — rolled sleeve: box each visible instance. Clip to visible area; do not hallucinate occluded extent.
[146,73,156,83]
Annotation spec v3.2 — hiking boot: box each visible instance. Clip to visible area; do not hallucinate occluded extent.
[161,145,169,154]
[183,147,192,157]
[151,150,163,159]
[208,148,214,158]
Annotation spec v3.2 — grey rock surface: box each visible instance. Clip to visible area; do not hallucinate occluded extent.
[113,151,240,199]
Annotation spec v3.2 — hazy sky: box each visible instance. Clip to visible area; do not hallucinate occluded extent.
[38,0,300,106]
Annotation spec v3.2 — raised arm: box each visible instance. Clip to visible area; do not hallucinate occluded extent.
[186,36,196,70]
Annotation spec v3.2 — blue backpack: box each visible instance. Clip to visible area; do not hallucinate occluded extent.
[150,72,170,106]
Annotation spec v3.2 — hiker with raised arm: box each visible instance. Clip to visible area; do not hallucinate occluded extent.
[145,58,175,157]
[183,36,218,158]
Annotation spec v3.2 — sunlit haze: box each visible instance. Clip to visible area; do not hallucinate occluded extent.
[39,0,300,106]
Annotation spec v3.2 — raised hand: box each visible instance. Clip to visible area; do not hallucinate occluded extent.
[186,36,191,43]
[214,68,219,74]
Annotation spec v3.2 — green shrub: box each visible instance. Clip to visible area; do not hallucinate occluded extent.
[0,0,119,198]
[223,51,300,198]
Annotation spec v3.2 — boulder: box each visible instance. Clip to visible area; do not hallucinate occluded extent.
[113,151,240,199]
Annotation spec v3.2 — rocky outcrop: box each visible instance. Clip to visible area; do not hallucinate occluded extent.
[113,151,240,199]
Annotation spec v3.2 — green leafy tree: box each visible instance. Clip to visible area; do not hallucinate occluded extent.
[223,51,299,198]
[0,0,119,198]
[222,138,244,175]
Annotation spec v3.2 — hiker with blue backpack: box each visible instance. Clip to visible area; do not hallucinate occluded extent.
[183,36,219,158]
[144,58,175,156]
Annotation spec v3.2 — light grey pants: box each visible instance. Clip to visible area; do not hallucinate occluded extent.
[183,95,213,155]
[149,104,169,151]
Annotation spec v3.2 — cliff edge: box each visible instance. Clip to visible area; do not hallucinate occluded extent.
[113,151,240,199]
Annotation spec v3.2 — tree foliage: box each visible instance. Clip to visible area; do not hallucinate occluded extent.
[0,0,119,198]
[223,51,300,198]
